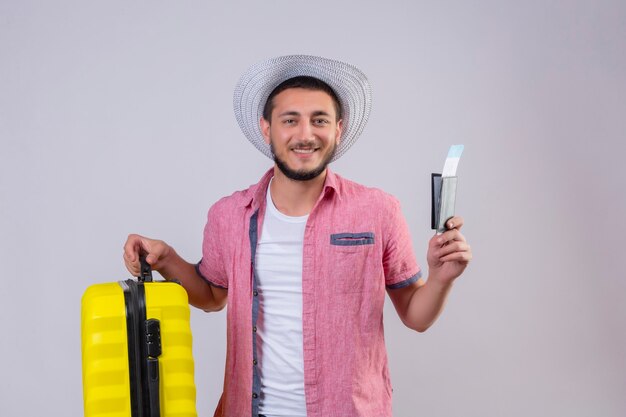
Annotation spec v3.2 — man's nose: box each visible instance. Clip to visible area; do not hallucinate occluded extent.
[296,120,315,141]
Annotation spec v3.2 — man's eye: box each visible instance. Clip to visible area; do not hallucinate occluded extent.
[314,119,329,125]
[283,119,295,124]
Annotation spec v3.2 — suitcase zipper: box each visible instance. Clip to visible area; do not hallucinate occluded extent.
[120,279,161,417]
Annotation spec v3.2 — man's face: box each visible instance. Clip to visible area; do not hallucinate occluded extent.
[260,88,343,181]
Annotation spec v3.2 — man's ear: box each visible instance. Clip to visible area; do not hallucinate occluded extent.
[260,117,271,144]
[336,119,343,145]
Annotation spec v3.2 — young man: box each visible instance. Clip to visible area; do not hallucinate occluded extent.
[123,55,472,417]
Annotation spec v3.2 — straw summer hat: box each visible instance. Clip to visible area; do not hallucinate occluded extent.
[233,55,372,162]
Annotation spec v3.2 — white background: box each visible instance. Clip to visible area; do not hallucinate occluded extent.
[1,1,625,416]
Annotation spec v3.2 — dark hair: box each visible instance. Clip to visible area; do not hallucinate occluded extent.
[262,76,343,122]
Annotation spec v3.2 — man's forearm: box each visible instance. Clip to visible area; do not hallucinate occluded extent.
[398,278,454,332]
[158,249,226,311]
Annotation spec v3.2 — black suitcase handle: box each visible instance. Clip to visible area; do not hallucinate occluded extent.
[138,255,154,282]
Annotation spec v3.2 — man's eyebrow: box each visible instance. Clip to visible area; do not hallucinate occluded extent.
[277,110,301,118]
[311,110,332,117]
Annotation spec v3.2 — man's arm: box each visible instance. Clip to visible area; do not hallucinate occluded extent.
[123,234,227,312]
[387,216,471,332]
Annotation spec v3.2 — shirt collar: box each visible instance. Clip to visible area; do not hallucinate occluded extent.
[321,168,340,202]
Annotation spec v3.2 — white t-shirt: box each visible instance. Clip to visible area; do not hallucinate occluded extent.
[255,183,308,417]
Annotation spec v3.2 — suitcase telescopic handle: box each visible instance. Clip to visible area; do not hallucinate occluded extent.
[138,254,154,282]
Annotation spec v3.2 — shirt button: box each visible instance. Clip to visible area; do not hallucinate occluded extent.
[253,326,257,332]
[252,393,258,399]
[253,290,258,296]
[253,359,257,365]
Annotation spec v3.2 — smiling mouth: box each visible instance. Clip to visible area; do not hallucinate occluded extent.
[292,147,319,154]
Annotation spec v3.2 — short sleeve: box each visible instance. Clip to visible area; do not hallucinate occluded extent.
[196,204,228,289]
[383,197,422,289]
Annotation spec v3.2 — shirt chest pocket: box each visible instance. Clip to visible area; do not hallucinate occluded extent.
[329,232,380,293]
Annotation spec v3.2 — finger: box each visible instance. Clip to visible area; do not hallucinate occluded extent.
[145,253,158,266]
[142,239,169,268]
[124,234,152,276]
[440,250,472,263]
[123,252,140,276]
[436,241,471,258]
[123,234,144,263]
[438,229,466,245]
[446,216,464,231]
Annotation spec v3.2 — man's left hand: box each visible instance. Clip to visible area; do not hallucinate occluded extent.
[426,216,472,285]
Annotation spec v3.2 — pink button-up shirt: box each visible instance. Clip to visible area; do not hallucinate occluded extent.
[197,168,421,417]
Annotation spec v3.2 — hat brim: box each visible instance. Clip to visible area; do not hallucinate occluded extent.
[233,55,372,162]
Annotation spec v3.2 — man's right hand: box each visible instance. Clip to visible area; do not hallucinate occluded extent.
[122,233,227,311]
[123,234,172,276]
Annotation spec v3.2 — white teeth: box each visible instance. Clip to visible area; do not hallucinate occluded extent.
[293,148,316,154]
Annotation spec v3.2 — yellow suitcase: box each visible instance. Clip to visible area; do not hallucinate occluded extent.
[81,259,197,417]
